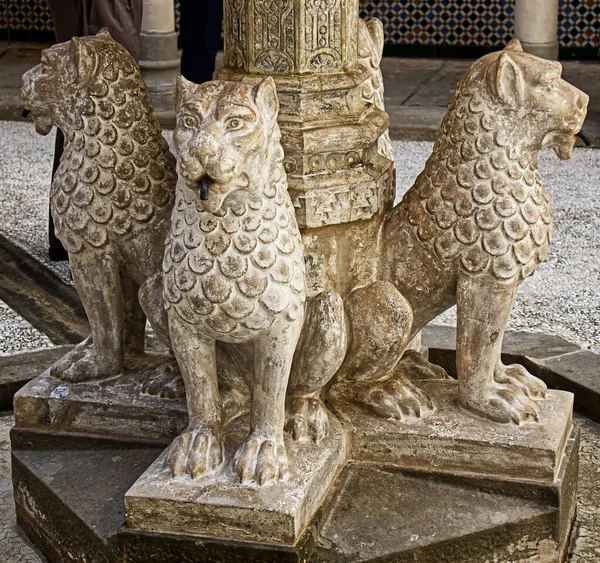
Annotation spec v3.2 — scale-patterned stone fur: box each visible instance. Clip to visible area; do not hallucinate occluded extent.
[401,72,552,283]
[163,80,305,343]
[49,33,175,253]
[164,177,304,340]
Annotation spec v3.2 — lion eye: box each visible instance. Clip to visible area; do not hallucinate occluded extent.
[226,117,243,131]
[181,115,198,129]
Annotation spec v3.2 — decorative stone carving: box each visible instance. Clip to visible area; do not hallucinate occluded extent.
[163,76,306,484]
[21,29,176,382]
[356,17,394,161]
[375,39,588,423]
[13,27,589,562]
[224,0,357,74]
[289,39,589,433]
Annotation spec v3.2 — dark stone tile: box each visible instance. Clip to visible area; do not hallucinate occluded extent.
[538,351,600,423]
[313,464,559,563]
[502,331,581,361]
[12,442,164,563]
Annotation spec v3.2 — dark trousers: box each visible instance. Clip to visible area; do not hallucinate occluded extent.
[179,0,223,85]
[47,0,142,258]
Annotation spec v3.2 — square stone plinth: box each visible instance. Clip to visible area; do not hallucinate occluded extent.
[13,353,187,442]
[125,416,347,545]
[329,380,573,482]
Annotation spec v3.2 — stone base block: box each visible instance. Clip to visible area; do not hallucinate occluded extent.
[14,353,187,442]
[329,379,573,482]
[125,416,347,545]
[11,427,579,563]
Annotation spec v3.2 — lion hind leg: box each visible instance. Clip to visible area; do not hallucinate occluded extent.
[285,291,347,443]
[328,281,436,421]
[139,272,171,348]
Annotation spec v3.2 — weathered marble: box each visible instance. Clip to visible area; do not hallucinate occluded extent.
[21,29,176,383]
[162,77,307,486]
[125,416,347,545]
[329,382,574,482]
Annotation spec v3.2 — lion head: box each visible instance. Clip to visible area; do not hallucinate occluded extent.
[173,76,283,212]
[447,39,588,160]
[21,28,149,137]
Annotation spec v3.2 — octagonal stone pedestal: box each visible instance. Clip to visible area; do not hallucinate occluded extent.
[12,361,578,563]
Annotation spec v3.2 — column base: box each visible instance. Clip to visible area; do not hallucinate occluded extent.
[138,30,179,114]
[520,40,559,61]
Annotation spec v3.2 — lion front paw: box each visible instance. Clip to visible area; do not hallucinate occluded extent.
[140,357,185,399]
[165,427,224,479]
[359,377,435,420]
[233,434,288,486]
[494,363,547,399]
[285,396,330,444]
[50,337,122,383]
[463,366,545,425]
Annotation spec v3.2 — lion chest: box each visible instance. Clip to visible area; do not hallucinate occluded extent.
[163,188,305,341]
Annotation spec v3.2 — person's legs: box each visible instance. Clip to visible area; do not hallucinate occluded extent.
[89,0,143,61]
[46,0,85,259]
[180,0,223,84]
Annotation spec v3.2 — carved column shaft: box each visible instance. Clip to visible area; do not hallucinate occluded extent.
[224,0,357,74]
[217,0,394,297]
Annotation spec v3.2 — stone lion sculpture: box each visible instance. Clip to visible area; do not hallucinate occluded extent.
[163,76,306,485]
[293,39,588,435]
[21,29,175,382]
[374,39,588,423]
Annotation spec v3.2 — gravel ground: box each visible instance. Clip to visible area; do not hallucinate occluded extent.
[1,121,598,351]
[0,300,53,356]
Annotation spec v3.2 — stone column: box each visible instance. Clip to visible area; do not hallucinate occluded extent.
[216,0,394,297]
[138,0,179,117]
[514,0,559,60]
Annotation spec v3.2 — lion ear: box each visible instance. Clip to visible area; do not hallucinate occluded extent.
[504,38,524,52]
[96,27,112,40]
[69,36,97,84]
[487,52,523,106]
[176,74,198,112]
[366,19,385,60]
[252,77,279,126]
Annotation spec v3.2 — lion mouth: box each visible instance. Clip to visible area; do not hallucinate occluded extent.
[26,109,54,136]
[196,174,211,201]
[542,131,577,160]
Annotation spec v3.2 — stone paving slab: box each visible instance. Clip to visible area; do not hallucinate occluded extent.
[0,346,72,411]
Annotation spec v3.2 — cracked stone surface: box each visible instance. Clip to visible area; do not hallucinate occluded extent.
[0,410,598,561]
[571,413,600,562]
[0,413,44,563]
